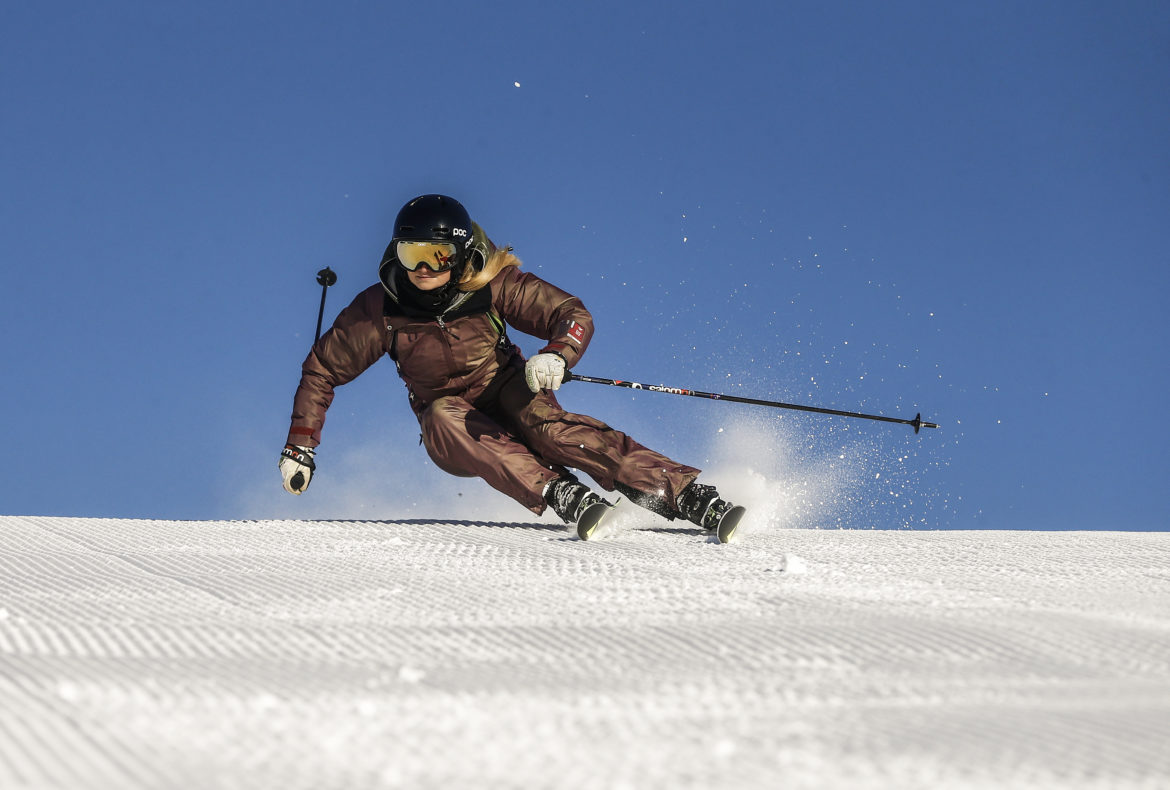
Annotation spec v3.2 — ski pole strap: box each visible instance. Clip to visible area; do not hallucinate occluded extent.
[281,444,316,470]
[563,372,938,433]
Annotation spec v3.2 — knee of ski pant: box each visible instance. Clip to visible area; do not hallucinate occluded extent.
[419,397,478,478]
[523,410,616,458]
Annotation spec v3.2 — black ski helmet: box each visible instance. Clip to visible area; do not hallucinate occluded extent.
[379,194,474,284]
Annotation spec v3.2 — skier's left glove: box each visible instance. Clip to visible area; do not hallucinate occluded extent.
[279,444,316,494]
[525,353,566,392]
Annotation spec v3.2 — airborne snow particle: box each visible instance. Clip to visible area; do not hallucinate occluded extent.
[514,81,521,87]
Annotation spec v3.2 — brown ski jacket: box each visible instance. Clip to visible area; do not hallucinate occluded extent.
[287,264,593,448]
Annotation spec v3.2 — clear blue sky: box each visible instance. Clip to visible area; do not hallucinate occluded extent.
[2,1,1167,530]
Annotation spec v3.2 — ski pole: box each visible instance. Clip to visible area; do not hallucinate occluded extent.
[563,372,939,433]
[314,267,337,343]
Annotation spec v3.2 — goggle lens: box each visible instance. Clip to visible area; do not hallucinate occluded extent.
[396,241,459,272]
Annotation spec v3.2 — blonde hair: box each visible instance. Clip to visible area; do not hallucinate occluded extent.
[457,229,521,292]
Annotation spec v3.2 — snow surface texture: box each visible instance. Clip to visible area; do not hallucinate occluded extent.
[1,515,1168,789]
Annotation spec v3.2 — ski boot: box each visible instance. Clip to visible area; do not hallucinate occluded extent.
[677,482,745,544]
[545,476,615,541]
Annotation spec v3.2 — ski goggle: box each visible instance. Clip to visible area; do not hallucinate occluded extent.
[396,241,459,272]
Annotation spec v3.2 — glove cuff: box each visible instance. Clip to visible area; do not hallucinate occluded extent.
[537,345,569,364]
[281,444,316,470]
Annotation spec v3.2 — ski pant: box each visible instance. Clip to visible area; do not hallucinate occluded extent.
[417,360,700,515]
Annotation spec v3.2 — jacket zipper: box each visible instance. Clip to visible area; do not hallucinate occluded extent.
[436,291,474,337]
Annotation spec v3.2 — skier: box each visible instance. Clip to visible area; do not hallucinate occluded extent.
[279,194,744,542]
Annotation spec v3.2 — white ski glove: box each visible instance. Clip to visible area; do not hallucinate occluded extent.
[525,353,567,392]
[279,444,316,494]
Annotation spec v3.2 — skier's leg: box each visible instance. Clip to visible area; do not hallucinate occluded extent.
[419,395,564,514]
[490,364,700,515]
[510,382,745,540]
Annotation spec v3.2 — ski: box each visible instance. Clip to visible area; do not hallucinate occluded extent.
[715,505,746,544]
[575,501,746,544]
[576,500,617,541]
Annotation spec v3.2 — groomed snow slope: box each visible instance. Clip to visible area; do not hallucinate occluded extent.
[1,514,1168,789]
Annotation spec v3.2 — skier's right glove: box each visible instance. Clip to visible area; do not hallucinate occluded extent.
[279,444,316,494]
[525,352,567,393]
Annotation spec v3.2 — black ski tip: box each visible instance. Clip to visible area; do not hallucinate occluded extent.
[576,500,615,541]
[717,505,747,544]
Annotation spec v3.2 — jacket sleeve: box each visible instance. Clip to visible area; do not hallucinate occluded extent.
[492,266,593,368]
[287,285,387,447]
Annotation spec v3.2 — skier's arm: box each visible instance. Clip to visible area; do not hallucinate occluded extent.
[287,285,387,448]
[492,266,594,368]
